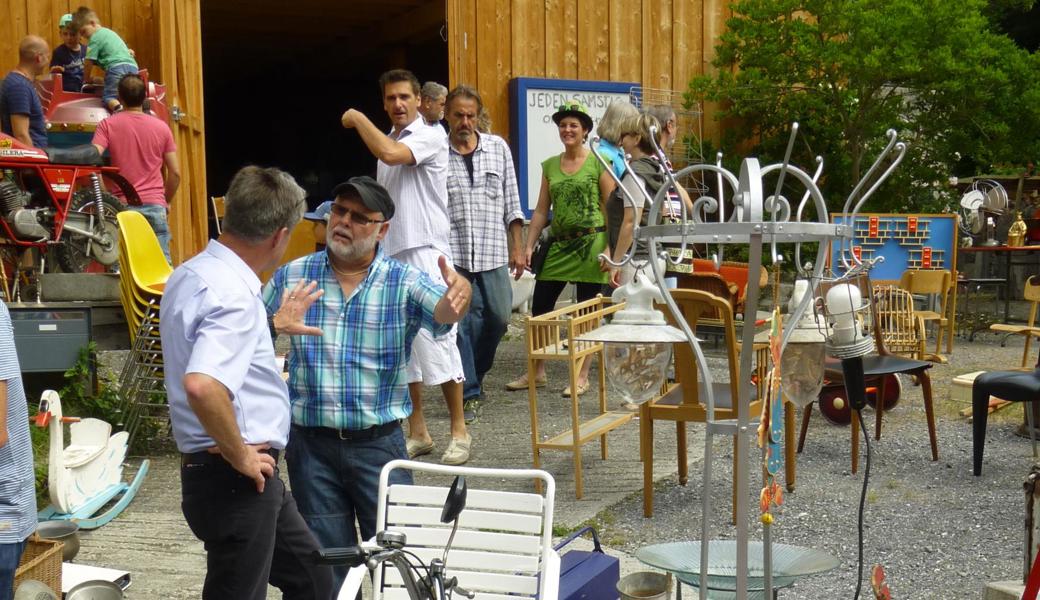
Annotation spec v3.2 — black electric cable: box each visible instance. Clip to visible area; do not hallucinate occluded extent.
[853,407,871,600]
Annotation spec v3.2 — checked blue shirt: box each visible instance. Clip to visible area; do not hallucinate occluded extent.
[262,248,450,430]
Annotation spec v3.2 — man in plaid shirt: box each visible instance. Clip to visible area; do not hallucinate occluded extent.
[263,176,471,589]
[441,85,525,419]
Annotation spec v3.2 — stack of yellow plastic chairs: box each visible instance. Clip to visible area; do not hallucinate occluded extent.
[115,211,172,445]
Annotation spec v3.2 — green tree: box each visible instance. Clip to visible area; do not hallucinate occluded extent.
[690,0,1040,213]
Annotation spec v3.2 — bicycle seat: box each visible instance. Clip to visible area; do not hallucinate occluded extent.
[47,145,103,166]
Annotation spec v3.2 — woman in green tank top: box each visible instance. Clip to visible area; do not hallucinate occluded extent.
[504,102,616,396]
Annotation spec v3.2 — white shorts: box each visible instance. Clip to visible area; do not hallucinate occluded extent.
[393,246,465,386]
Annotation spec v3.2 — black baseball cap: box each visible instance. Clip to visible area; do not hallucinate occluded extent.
[330,176,395,220]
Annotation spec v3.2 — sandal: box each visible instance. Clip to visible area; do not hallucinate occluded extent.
[505,374,546,391]
[562,381,590,397]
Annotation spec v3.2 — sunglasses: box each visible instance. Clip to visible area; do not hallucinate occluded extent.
[557,103,583,112]
[330,204,386,226]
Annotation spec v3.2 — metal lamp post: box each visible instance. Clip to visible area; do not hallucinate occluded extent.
[587,123,906,598]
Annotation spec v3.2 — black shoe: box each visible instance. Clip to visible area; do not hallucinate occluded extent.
[463,397,481,424]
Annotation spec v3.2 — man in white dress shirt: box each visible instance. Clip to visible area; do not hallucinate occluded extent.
[160,165,333,600]
[340,68,471,465]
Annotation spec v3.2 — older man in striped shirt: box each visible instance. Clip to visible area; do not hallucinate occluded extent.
[340,68,472,466]
[441,85,525,420]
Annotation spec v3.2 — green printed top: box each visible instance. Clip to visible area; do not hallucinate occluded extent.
[538,153,609,284]
[85,27,137,70]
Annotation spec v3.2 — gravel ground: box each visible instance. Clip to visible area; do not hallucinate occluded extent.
[593,330,1036,599]
[83,303,1038,599]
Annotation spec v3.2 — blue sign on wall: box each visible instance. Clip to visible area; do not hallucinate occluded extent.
[509,77,637,218]
[830,213,959,280]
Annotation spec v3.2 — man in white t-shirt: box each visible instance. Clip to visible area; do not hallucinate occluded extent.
[340,68,471,465]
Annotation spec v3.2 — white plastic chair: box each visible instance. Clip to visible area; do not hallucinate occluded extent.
[338,459,559,600]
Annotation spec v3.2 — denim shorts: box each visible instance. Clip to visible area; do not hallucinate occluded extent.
[103,63,139,104]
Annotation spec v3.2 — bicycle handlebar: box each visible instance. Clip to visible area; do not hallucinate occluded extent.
[312,546,368,568]
[316,533,469,599]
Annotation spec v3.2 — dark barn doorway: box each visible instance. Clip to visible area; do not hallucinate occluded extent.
[201,0,448,208]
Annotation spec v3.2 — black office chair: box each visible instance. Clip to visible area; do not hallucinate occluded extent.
[972,356,1040,476]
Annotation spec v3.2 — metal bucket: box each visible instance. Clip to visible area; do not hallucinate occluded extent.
[36,520,80,561]
[617,571,672,600]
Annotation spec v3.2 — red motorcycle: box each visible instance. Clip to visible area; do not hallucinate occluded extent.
[0,132,139,299]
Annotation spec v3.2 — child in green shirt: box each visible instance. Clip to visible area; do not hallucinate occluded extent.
[71,7,138,112]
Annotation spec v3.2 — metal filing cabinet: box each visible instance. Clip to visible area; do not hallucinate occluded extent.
[8,305,92,373]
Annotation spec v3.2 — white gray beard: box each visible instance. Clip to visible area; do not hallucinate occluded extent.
[326,229,378,263]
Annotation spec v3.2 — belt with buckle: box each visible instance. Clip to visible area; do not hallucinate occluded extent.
[296,420,400,442]
[181,447,280,467]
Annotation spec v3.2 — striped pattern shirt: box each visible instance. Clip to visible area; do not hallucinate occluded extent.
[262,248,450,430]
[447,133,524,273]
[0,302,37,543]
[377,116,452,258]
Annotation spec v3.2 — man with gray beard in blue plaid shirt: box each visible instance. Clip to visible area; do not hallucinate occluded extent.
[263,176,471,590]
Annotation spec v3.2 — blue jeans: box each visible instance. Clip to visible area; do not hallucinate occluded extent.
[455,266,513,400]
[128,204,171,264]
[285,423,412,589]
[103,63,138,104]
[0,539,27,600]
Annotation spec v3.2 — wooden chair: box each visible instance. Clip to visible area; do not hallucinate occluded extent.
[674,271,738,311]
[873,285,927,361]
[209,195,225,235]
[990,275,1040,369]
[337,459,559,600]
[639,289,767,519]
[898,269,953,361]
[798,278,939,473]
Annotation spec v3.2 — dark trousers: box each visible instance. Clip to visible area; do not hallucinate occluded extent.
[180,455,334,600]
[531,280,603,317]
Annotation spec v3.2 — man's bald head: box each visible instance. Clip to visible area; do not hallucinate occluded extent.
[18,36,50,76]
[19,36,48,61]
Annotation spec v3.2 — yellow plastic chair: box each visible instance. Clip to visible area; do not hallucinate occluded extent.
[117,211,171,338]
[117,211,172,295]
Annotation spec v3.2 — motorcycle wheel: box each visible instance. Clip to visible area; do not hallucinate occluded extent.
[54,189,124,273]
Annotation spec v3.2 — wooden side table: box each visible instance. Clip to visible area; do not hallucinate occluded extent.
[525,296,633,499]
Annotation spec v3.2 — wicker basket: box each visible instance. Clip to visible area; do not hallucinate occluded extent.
[14,534,63,596]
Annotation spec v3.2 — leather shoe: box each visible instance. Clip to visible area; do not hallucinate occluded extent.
[406,437,435,458]
[441,434,471,465]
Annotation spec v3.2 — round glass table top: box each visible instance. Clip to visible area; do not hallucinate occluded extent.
[635,540,838,591]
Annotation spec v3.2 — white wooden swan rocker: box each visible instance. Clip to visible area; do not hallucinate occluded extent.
[35,389,150,529]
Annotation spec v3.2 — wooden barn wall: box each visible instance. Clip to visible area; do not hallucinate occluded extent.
[448,0,729,145]
[1,0,162,90]
[2,0,208,264]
